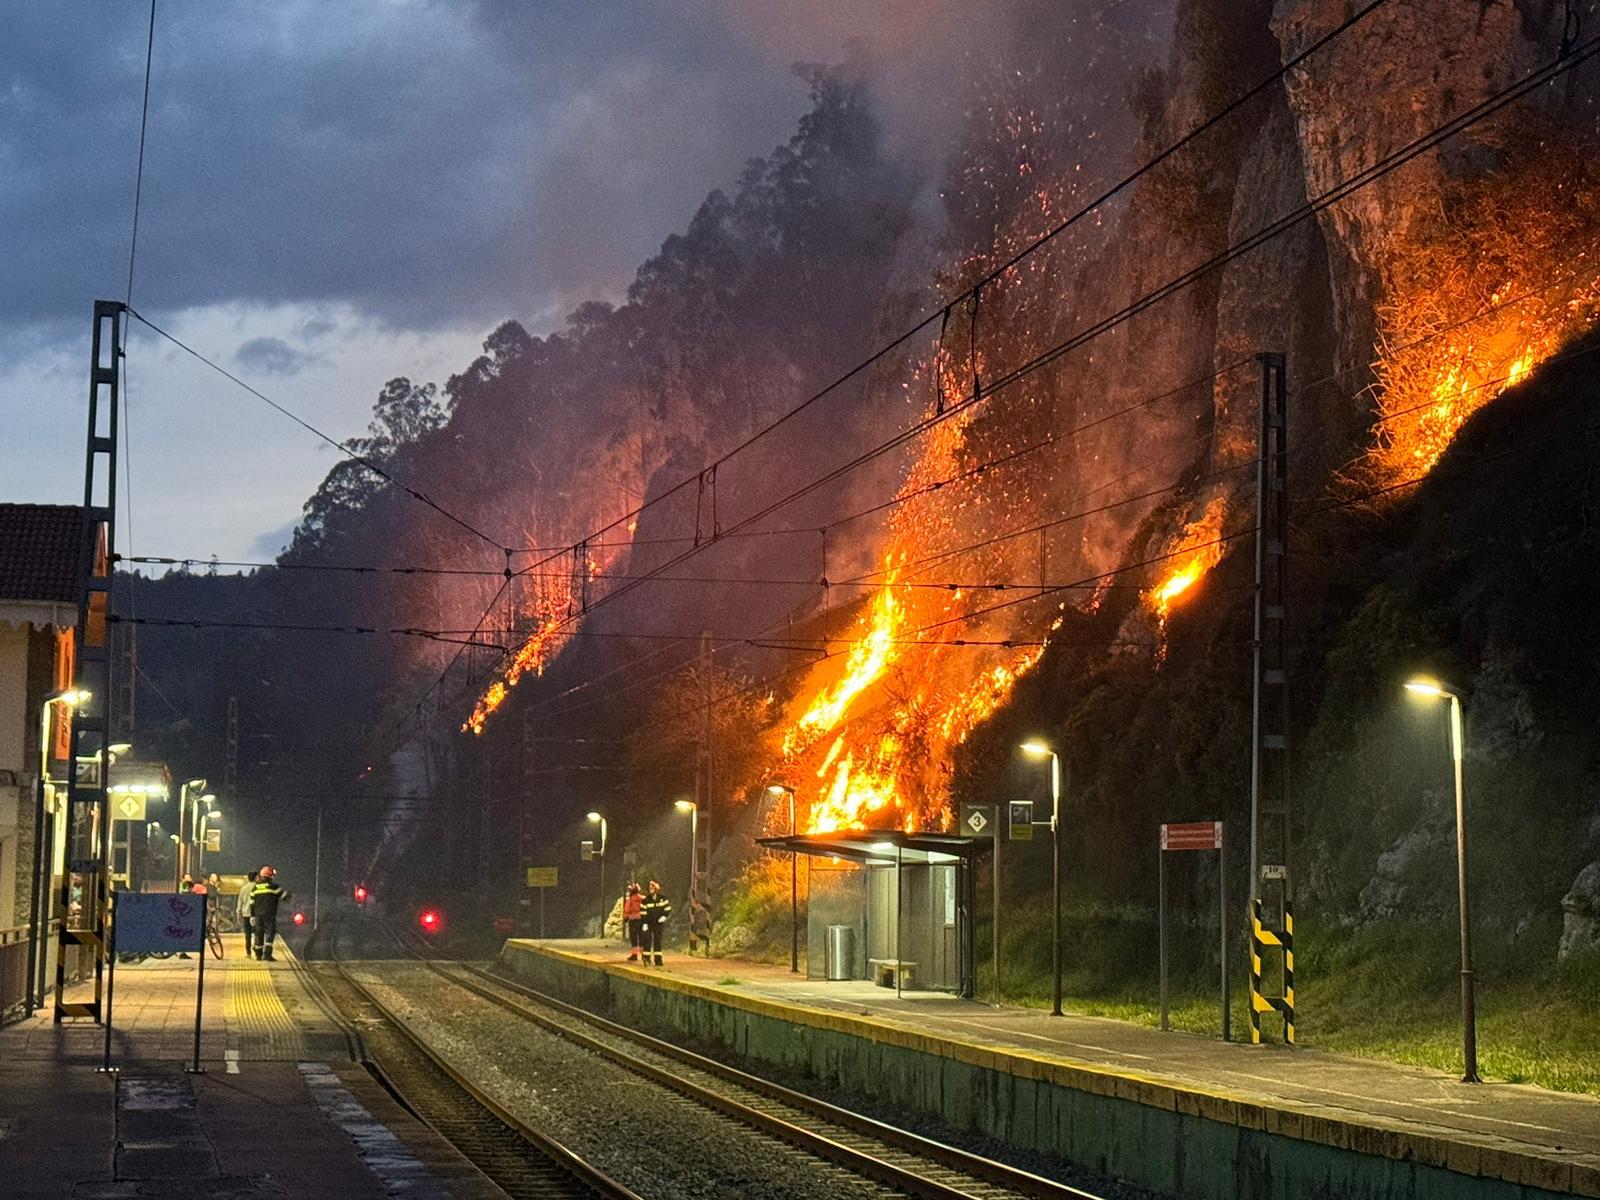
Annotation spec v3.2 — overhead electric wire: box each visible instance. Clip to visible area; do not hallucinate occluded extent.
[126,309,510,554]
[504,0,1394,562]
[339,5,1403,750]
[531,313,1600,733]
[118,0,157,743]
[501,32,1600,649]
[394,14,1578,747]
[124,0,156,306]
[104,613,1114,651]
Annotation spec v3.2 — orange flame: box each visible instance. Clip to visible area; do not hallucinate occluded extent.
[784,563,903,755]
[462,613,565,734]
[1146,496,1227,624]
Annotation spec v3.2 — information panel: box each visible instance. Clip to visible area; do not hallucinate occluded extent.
[115,892,207,954]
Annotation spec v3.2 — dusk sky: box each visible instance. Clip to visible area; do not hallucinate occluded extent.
[4,2,986,564]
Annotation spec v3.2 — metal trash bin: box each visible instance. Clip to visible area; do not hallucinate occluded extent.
[824,924,854,981]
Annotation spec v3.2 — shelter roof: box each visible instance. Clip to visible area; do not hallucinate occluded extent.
[758,829,989,866]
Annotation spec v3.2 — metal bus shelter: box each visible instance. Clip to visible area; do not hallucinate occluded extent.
[757,830,987,998]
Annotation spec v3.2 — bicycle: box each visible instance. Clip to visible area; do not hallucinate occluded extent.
[206,906,225,960]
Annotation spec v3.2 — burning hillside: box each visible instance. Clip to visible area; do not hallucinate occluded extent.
[448,1,1600,853]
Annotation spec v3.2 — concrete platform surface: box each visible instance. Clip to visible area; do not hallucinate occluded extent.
[0,945,506,1199]
[510,938,1600,1197]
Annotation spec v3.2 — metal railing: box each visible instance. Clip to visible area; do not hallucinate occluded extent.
[0,922,90,1026]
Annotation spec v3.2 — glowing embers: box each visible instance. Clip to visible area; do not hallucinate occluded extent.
[1146,495,1227,625]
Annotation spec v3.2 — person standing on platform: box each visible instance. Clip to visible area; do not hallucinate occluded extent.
[622,883,644,962]
[178,876,198,959]
[250,866,286,961]
[236,870,258,955]
[639,879,671,967]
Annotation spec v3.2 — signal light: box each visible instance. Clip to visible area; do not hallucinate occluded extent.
[354,884,369,903]
[292,911,306,926]
[419,909,441,934]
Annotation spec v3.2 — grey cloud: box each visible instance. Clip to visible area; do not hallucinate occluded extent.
[3,1,809,338]
[235,336,317,376]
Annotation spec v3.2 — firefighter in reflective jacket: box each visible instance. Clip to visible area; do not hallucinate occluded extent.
[250,866,287,961]
[623,883,644,962]
[639,880,671,966]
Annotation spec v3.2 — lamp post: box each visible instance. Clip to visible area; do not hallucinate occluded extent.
[1403,677,1479,1083]
[196,808,222,875]
[27,688,90,1016]
[767,785,799,973]
[674,799,698,950]
[1020,740,1064,1017]
[174,778,207,886]
[586,811,608,934]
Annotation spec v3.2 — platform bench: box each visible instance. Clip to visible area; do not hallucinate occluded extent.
[868,958,916,988]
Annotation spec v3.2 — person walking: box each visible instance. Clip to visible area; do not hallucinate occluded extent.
[250,866,286,961]
[236,870,258,955]
[639,879,671,967]
[622,883,644,962]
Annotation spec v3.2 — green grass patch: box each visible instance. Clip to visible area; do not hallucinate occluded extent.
[982,910,1600,1095]
[721,871,1600,1096]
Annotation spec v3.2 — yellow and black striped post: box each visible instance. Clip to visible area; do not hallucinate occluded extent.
[1250,897,1295,1043]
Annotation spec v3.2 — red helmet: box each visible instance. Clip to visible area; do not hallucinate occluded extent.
[259,865,276,879]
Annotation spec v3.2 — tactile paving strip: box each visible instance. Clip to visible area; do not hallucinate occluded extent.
[224,960,309,1060]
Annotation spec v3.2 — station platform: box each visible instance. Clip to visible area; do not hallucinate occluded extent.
[502,938,1600,1200]
[0,944,505,1199]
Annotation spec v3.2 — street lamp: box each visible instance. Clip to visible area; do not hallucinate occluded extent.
[767,784,799,973]
[675,799,698,952]
[196,808,222,875]
[586,811,608,935]
[26,687,90,1015]
[1403,676,1479,1083]
[1020,740,1064,1017]
[175,778,207,886]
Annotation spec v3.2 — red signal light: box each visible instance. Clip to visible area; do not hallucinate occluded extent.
[292,911,306,926]
[419,909,441,933]
[354,884,369,903]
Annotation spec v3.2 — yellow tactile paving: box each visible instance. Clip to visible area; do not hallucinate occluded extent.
[225,957,309,1059]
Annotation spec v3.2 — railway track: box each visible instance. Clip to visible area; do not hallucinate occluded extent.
[303,920,642,1200]
[385,927,1109,1200]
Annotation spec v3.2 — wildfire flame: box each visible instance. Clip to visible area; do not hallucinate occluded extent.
[1145,496,1227,625]
[1370,133,1600,482]
[784,564,903,755]
[463,613,565,735]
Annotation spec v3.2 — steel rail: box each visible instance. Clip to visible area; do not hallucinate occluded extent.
[410,948,1107,1200]
[325,928,643,1200]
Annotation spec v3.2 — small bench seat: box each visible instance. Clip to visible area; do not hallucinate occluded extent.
[867,958,917,988]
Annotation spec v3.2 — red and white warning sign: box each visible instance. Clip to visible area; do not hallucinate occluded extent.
[1159,821,1223,852]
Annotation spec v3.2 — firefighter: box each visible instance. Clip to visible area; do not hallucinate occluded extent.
[622,883,644,962]
[639,879,671,967]
[250,866,287,961]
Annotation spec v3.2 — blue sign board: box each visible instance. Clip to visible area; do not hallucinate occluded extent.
[115,891,207,954]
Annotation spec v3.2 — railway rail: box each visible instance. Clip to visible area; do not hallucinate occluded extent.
[303,919,643,1200]
[383,923,1113,1200]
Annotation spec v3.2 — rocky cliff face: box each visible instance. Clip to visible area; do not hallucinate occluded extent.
[1271,0,1569,386]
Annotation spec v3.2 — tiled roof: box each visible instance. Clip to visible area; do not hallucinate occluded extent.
[0,504,84,604]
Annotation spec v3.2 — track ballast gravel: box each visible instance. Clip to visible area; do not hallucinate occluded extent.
[349,962,901,1200]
